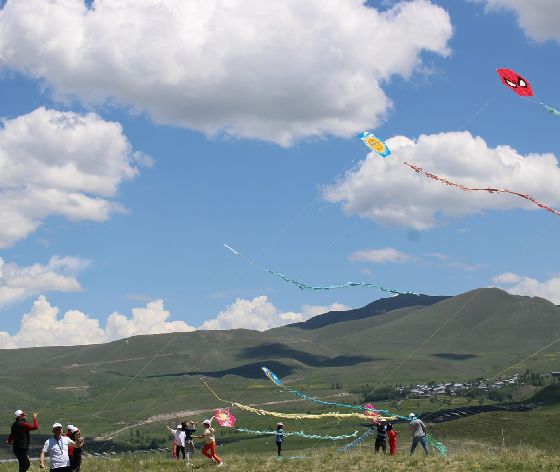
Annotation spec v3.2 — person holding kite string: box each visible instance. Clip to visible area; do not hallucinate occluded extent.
[195,417,223,467]
[181,420,198,465]
[276,423,285,456]
[408,413,428,456]
[166,424,185,460]
[6,410,39,472]
[375,418,388,453]
[40,423,85,471]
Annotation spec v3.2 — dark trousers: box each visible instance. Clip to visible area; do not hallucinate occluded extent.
[73,449,82,471]
[375,437,386,453]
[176,445,185,459]
[51,467,71,472]
[13,447,30,472]
[276,441,282,456]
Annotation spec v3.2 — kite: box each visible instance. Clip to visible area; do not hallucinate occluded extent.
[236,428,358,440]
[426,434,447,456]
[262,367,282,386]
[215,409,236,427]
[261,368,412,421]
[405,162,560,217]
[364,403,381,423]
[223,244,419,296]
[359,131,391,157]
[497,68,560,116]
[335,428,374,454]
[200,378,397,421]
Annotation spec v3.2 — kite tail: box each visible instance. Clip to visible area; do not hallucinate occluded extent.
[544,104,560,116]
[335,429,374,454]
[426,434,448,456]
[201,378,222,401]
[236,428,358,440]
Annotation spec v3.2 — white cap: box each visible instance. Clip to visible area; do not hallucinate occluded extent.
[408,413,415,418]
[71,427,79,433]
[202,419,211,425]
[67,425,74,430]
[53,423,63,429]
[177,424,182,429]
[14,410,24,418]
[277,422,283,426]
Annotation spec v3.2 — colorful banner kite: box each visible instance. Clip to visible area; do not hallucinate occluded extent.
[262,367,282,386]
[260,368,412,421]
[335,428,374,454]
[200,379,397,421]
[215,409,236,427]
[223,244,418,296]
[364,403,381,423]
[359,131,391,157]
[405,162,560,217]
[497,68,560,116]
[236,428,358,440]
[426,434,448,456]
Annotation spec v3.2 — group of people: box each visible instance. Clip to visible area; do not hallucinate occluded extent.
[6,409,85,472]
[166,416,223,466]
[374,413,429,456]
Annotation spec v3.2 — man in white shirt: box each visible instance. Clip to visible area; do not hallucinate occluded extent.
[39,423,85,471]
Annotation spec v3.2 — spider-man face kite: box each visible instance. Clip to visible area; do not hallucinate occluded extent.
[497,68,534,97]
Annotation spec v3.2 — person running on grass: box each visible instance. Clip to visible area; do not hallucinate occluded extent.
[6,410,39,472]
[40,423,85,471]
[195,417,223,467]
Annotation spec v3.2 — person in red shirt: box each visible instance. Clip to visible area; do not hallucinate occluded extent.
[6,410,39,472]
[387,423,399,456]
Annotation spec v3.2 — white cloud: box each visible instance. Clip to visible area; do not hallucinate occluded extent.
[323,132,560,229]
[348,247,415,264]
[0,297,195,349]
[469,0,560,43]
[0,0,452,145]
[199,296,350,331]
[0,256,89,311]
[0,107,151,247]
[493,272,560,304]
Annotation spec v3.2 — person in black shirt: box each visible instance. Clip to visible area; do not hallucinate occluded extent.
[6,410,39,472]
[375,418,388,453]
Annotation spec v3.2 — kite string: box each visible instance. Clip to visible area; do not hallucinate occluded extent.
[457,95,497,131]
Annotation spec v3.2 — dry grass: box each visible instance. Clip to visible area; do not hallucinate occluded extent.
[2,443,559,472]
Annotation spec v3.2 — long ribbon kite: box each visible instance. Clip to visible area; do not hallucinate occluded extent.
[335,428,374,453]
[405,162,560,217]
[223,244,419,296]
[262,367,412,421]
[426,434,448,456]
[236,428,358,440]
[201,379,396,421]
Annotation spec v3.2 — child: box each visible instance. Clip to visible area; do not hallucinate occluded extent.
[387,423,399,456]
[276,423,285,456]
[195,417,223,467]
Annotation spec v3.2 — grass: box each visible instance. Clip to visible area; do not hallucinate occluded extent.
[1,444,559,471]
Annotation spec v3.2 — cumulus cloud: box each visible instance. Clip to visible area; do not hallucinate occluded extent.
[0,297,195,349]
[469,0,560,43]
[493,272,560,304]
[0,0,452,145]
[348,247,415,264]
[323,131,560,229]
[0,107,151,247]
[199,296,350,331]
[0,256,89,311]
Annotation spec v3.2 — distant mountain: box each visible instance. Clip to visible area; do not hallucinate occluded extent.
[286,293,450,330]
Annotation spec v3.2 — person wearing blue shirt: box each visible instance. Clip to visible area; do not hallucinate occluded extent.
[276,423,285,456]
[181,420,198,465]
[375,418,388,453]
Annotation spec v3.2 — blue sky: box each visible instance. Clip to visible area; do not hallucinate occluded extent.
[1,0,560,348]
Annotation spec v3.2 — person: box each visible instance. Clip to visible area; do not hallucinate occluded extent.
[408,413,428,456]
[181,420,198,465]
[275,422,285,456]
[166,424,185,460]
[70,427,82,471]
[387,423,399,456]
[195,417,223,467]
[375,418,388,453]
[6,410,39,472]
[64,426,74,471]
[40,423,85,471]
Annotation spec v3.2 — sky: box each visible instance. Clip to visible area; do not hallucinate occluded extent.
[1,0,560,349]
